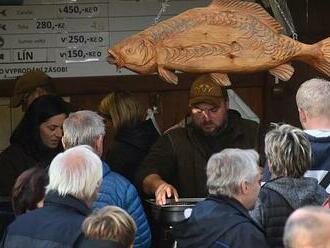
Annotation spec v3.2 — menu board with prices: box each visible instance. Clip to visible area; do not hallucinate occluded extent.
[0,0,207,79]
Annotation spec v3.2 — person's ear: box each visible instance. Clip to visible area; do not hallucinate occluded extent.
[61,136,66,149]
[240,181,249,195]
[298,108,307,123]
[95,135,104,156]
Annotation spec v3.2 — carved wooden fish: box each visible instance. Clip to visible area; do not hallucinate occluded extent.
[107,0,330,85]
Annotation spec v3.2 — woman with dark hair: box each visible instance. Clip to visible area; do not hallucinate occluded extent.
[11,167,48,215]
[0,95,69,198]
[98,92,160,185]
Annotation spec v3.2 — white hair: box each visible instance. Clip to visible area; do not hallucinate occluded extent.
[296,78,330,118]
[283,207,330,248]
[207,148,259,197]
[62,110,105,148]
[46,145,102,203]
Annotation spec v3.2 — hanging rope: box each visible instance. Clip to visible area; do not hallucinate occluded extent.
[268,0,298,40]
[154,0,170,24]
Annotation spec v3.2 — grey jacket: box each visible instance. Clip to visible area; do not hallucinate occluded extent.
[251,177,328,247]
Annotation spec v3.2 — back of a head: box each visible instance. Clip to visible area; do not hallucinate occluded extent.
[206,148,259,197]
[98,92,144,133]
[10,95,69,147]
[296,78,330,118]
[82,206,137,248]
[265,123,311,178]
[283,206,330,248]
[11,167,48,215]
[46,145,102,204]
[62,110,105,149]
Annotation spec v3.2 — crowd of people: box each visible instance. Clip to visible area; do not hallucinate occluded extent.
[0,69,329,248]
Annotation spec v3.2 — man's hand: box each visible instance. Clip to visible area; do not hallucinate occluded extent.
[155,182,179,205]
[142,174,179,205]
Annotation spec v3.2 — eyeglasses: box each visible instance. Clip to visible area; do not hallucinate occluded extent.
[191,107,219,116]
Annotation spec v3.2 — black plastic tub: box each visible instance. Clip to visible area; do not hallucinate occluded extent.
[145,198,204,225]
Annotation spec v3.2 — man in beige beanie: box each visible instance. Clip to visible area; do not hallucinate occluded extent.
[11,70,56,111]
[137,74,259,205]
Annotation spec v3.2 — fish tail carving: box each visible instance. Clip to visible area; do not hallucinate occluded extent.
[299,37,330,77]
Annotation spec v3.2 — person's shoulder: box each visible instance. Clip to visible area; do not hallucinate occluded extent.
[231,220,267,247]
[257,183,277,203]
[164,126,187,136]
[0,143,30,163]
[104,170,130,185]
[0,143,23,155]
[102,168,138,194]
[7,208,42,231]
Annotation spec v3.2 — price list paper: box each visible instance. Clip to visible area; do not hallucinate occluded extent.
[0,0,207,79]
[0,1,124,79]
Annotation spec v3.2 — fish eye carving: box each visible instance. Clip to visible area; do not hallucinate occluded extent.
[125,48,133,54]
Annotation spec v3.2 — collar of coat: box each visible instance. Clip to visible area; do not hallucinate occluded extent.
[44,191,91,216]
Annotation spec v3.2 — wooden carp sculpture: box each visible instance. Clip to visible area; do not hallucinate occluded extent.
[107,0,330,85]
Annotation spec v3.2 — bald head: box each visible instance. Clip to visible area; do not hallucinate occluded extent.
[284,206,330,248]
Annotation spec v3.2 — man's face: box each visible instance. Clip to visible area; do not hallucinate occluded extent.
[40,113,66,149]
[191,101,229,136]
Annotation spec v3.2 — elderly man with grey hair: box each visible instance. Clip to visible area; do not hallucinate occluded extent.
[251,123,327,248]
[3,145,103,247]
[283,206,330,248]
[173,148,269,248]
[61,110,151,248]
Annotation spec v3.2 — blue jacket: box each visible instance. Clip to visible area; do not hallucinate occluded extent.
[3,191,90,248]
[173,195,269,248]
[305,133,330,172]
[93,162,151,248]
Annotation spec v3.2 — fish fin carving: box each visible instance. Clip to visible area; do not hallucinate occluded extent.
[300,37,330,78]
[210,0,283,34]
[269,63,294,81]
[158,67,178,84]
[210,73,232,86]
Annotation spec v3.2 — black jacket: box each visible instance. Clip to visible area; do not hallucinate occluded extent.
[0,143,58,197]
[106,119,159,185]
[173,195,269,248]
[3,191,91,248]
[251,177,328,248]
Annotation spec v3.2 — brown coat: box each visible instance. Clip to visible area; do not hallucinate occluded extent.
[137,110,259,197]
